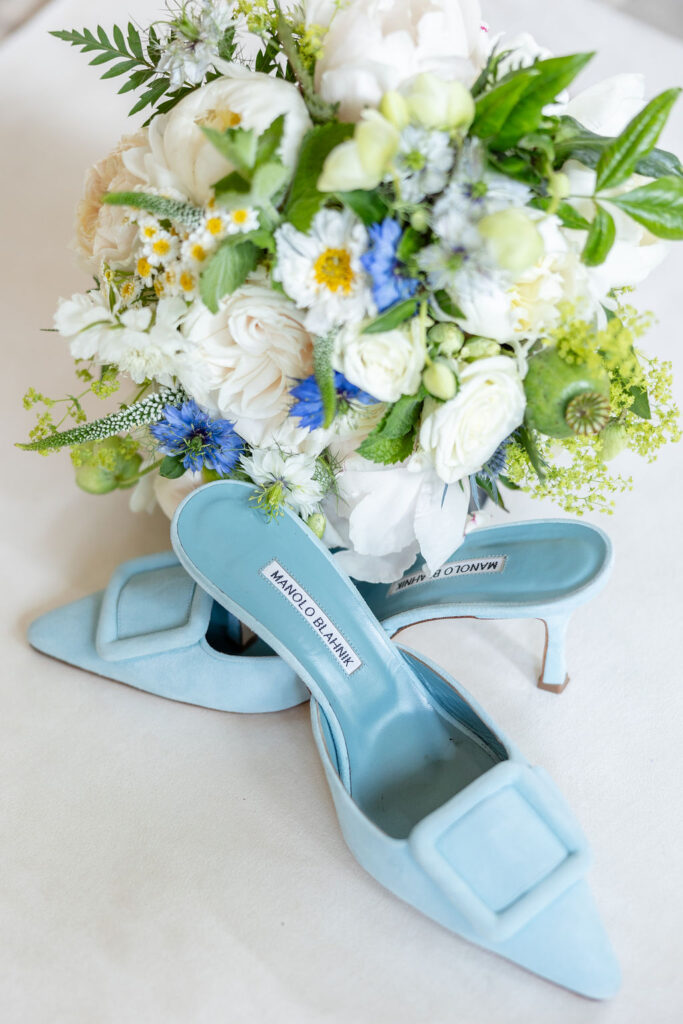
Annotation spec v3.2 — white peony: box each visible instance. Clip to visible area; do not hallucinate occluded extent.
[123,66,312,204]
[323,454,471,582]
[309,0,489,122]
[179,280,314,446]
[419,356,525,484]
[333,318,425,403]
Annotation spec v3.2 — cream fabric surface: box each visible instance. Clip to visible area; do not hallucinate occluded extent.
[2,1,682,1021]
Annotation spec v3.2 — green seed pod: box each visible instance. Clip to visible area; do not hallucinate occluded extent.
[524,347,611,439]
[74,463,119,495]
[73,436,141,494]
[423,360,457,401]
[307,512,327,538]
[598,420,629,461]
[565,392,611,435]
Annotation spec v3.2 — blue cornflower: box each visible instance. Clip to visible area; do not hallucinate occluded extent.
[289,372,378,431]
[150,400,244,475]
[361,218,420,312]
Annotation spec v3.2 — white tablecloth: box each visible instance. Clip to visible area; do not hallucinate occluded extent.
[2,1,682,1021]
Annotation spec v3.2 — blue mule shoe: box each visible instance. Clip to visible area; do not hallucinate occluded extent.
[27,551,307,713]
[356,517,612,694]
[171,480,620,998]
[28,518,611,711]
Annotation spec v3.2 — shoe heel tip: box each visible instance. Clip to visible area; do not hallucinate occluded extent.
[537,674,570,694]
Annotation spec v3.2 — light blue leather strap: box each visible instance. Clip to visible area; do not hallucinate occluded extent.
[409,760,591,942]
[96,552,214,662]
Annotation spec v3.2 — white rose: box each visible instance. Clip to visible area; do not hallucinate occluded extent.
[310,0,488,122]
[323,455,470,582]
[125,67,312,204]
[420,356,525,483]
[74,132,149,273]
[333,319,425,403]
[180,281,314,446]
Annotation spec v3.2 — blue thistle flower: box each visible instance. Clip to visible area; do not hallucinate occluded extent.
[469,437,511,509]
[360,218,420,312]
[150,400,244,475]
[289,372,378,431]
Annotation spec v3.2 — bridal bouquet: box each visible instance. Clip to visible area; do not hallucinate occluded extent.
[20,0,683,581]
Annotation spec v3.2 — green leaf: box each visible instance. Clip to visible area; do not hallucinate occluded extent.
[357,430,416,465]
[199,241,259,313]
[581,205,616,266]
[530,196,591,231]
[636,146,683,179]
[629,385,652,420]
[251,161,290,202]
[432,290,465,320]
[377,391,425,439]
[495,53,594,149]
[212,170,252,197]
[127,22,143,59]
[474,474,508,511]
[100,58,139,79]
[313,334,337,428]
[159,455,186,480]
[595,88,681,191]
[256,115,286,166]
[362,299,418,334]
[396,227,422,262]
[607,175,683,239]
[553,115,683,178]
[284,122,355,231]
[472,68,541,141]
[103,191,202,228]
[128,77,169,116]
[516,425,548,483]
[337,190,389,226]
[200,125,258,177]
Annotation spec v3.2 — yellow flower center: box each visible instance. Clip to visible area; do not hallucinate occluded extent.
[154,278,165,297]
[165,268,177,285]
[190,243,207,262]
[152,237,171,256]
[120,281,136,300]
[199,107,242,132]
[313,247,354,294]
[179,271,196,292]
[206,216,224,235]
[142,225,157,239]
[231,209,249,226]
[137,256,152,278]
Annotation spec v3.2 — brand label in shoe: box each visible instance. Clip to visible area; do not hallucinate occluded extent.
[260,560,362,675]
[387,555,507,596]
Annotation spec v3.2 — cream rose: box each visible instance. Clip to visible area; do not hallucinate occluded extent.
[419,356,525,483]
[74,132,148,272]
[126,67,312,204]
[333,319,425,402]
[310,0,489,122]
[180,281,314,446]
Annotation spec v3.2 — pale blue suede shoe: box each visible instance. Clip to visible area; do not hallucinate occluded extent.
[170,480,620,998]
[28,518,611,710]
[27,551,306,713]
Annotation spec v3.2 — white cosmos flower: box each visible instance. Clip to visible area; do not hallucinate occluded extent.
[419,356,525,484]
[241,448,325,519]
[309,0,489,122]
[333,318,425,403]
[54,291,115,359]
[274,208,375,335]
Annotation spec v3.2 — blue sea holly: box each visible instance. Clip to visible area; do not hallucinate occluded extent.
[289,372,378,431]
[150,400,244,475]
[361,219,420,312]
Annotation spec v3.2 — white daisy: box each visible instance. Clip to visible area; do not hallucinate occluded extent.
[241,448,325,520]
[143,228,179,267]
[181,233,212,268]
[225,207,259,235]
[274,208,374,335]
[395,126,454,204]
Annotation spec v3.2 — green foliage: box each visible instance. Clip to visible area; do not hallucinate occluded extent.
[18,388,186,453]
[595,88,681,191]
[284,122,355,230]
[337,190,390,226]
[362,300,418,334]
[553,116,683,178]
[356,390,425,465]
[607,176,683,240]
[529,197,591,230]
[159,454,186,479]
[313,334,337,429]
[103,191,203,228]
[51,23,234,121]
[199,240,259,313]
[581,205,616,266]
